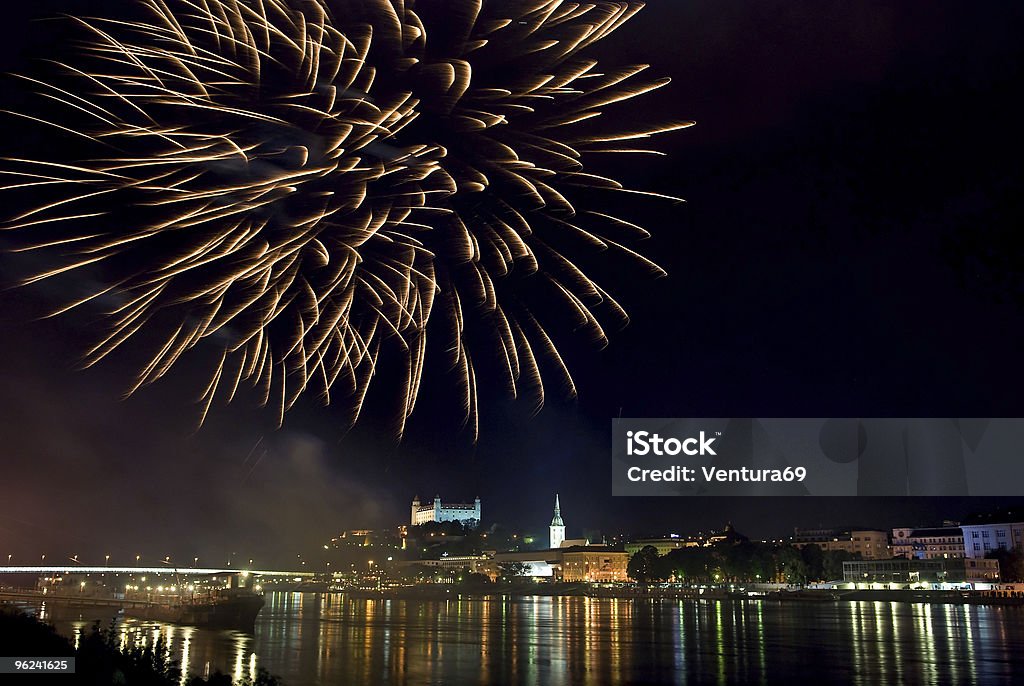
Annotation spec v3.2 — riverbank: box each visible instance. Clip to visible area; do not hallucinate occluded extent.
[338,584,1024,606]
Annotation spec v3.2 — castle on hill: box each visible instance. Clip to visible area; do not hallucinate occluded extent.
[411,495,481,528]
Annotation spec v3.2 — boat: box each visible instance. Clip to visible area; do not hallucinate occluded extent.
[128,587,265,630]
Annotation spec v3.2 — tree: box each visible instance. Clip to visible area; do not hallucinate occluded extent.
[986,548,1024,582]
[665,547,714,584]
[628,546,661,583]
[800,544,825,582]
[653,553,677,582]
[775,546,808,584]
[496,561,528,581]
[823,550,860,581]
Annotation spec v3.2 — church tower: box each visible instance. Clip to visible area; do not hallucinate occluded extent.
[549,494,566,549]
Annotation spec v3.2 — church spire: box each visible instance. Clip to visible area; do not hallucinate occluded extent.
[549,493,566,549]
[551,493,564,527]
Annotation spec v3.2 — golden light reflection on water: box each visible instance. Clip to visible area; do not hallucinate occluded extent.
[179,627,192,686]
[715,600,725,684]
[923,603,937,684]
[964,605,977,682]
[37,593,1024,684]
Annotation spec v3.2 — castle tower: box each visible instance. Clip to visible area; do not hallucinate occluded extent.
[411,495,420,525]
[474,496,481,523]
[549,494,566,549]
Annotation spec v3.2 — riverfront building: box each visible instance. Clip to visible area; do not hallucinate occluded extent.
[842,558,1000,585]
[491,550,557,578]
[411,495,481,528]
[412,555,494,578]
[624,537,701,556]
[793,528,890,559]
[560,546,630,582]
[891,525,964,560]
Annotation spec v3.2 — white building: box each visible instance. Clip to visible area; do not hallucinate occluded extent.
[410,495,481,528]
[961,520,1024,558]
[549,494,566,550]
[419,555,492,574]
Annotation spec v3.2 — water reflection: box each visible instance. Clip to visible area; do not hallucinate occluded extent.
[38,593,1024,685]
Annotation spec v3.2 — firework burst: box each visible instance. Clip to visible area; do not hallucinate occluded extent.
[1,0,690,437]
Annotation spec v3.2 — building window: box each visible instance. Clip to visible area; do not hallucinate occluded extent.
[983,531,990,538]
[974,543,981,551]
[972,532,980,538]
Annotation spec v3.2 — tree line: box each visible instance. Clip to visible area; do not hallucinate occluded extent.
[627,541,863,584]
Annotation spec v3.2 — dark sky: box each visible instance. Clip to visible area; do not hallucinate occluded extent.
[2,1,1024,568]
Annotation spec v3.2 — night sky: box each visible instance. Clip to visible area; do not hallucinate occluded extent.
[3,1,1024,568]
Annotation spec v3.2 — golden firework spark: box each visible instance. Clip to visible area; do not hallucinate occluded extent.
[2,0,691,437]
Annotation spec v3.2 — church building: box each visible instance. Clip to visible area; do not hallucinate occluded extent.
[550,494,566,549]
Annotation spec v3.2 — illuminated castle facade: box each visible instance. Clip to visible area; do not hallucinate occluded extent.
[411,495,481,528]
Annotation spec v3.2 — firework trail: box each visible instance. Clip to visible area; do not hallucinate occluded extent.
[1,0,690,437]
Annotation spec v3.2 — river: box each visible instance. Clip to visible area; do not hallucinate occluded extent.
[43,592,1024,684]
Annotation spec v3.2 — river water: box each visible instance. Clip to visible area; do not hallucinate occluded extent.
[44,592,1024,685]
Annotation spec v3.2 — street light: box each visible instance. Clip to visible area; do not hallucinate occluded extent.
[105,554,110,566]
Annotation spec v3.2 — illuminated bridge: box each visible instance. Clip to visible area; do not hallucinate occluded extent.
[0,566,316,578]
